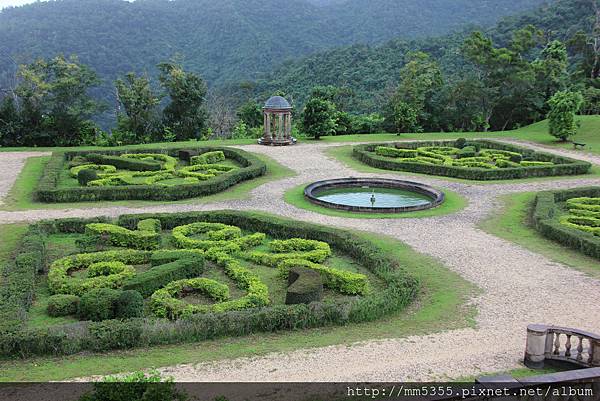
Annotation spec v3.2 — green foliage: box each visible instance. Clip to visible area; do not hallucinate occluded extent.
[158,61,208,141]
[123,254,205,298]
[86,154,162,172]
[190,151,226,165]
[80,370,188,401]
[301,93,338,139]
[355,140,591,180]
[35,147,266,203]
[115,72,163,144]
[278,259,368,295]
[114,290,144,319]
[236,100,263,128]
[375,146,418,158]
[77,169,99,187]
[85,223,161,250]
[150,278,231,319]
[5,55,103,147]
[547,91,585,141]
[0,211,420,358]
[47,294,80,317]
[48,250,147,296]
[285,267,323,305]
[79,288,122,322]
[533,187,600,260]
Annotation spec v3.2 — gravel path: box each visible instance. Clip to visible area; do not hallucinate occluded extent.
[2,143,600,381]
[0,152,50,206]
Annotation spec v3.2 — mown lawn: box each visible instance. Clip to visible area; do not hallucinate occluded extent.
[0,227,477,381]
[478,192,600,278]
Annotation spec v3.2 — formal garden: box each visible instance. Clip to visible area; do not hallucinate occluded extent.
[353,139,592,180]
[35,147,266,203]
[0,210,419,358]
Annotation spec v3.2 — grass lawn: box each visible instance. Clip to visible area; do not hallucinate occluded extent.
[326,144,600,184]
[1,153,296,211]
[0,227,477,381]
[478,192,600,278]
[284,182,467,219]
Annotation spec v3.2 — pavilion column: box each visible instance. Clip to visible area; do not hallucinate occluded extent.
[278,114,283,140]
[286,112,292,139]
[266,113,271,140]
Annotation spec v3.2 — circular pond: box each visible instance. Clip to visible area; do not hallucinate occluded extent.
[304,178,445,213]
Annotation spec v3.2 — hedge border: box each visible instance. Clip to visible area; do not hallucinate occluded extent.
[0,211,419,358]
[532,187,600,260]
[34,147,266,203]
[353,140,592,180]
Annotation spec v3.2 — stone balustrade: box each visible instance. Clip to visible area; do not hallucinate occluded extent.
[525,324,600,369]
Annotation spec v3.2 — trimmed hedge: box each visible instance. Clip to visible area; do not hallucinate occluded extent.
[86,154,162,171]
[85,222,161,250]
[35,147,267,203]
[532,187,600,260]
[354,140,592,180]
[0,226,45,332]
[47,294,80,317]
[122,254,206,297]
[0,211,418,358]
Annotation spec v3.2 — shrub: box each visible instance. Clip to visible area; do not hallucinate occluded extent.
[375,146,417,158]
[35,147,266,203]
[48,249,147,296]
[532,187,600,260]
[86,154,162,171]
[150,278,231,319]
[77,169,99,186]
[79,288,122,321]
[191,151,226,165]
[278,259,369,295]
[353,140,591,180]
[455,138,467,149]
[115,290,144,319]
[123,254,205,297]
[85,223,161,250]
[137,218,161,233]
[285,267,323,305]
[47,294,80,317]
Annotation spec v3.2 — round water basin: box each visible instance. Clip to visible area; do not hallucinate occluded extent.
[304,178,444,213]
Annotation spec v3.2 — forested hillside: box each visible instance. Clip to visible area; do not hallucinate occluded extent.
[251,0,595,115]
[0,0,545,89]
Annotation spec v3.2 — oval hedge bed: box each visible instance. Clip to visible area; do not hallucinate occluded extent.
[353,140,591,180]
[0,211,418,358]
[532,187,600,260]
[34,147,266,202]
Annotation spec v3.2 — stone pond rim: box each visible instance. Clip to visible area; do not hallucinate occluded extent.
[303,178,445,213]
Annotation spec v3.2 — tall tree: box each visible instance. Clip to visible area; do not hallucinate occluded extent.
[301,88,338,139]
[14,55,102,146]
[115,72,163,144]
[547,91,584,141]
[236,100,263,128]
[158,61,208,141]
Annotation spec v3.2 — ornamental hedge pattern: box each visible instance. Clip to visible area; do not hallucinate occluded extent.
[35,147,266,203]
[353,140,591,180]
[0,211,418,358]
[533,187,600,260]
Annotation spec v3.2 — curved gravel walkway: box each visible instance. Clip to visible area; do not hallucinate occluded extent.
[0,152,50,206]
[3,143,600,381]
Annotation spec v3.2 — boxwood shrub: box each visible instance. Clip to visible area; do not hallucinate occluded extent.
[34,147,266,203]
[353,140,591,180]
[0,211,418,358]
[532,187,600,260]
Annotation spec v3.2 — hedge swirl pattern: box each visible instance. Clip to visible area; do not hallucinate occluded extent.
[35,147,266,202]
[533,187,600,260]
[0,211,419,358]
[354,140,591,180]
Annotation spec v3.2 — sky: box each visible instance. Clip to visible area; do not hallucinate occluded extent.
[0,0,44,9]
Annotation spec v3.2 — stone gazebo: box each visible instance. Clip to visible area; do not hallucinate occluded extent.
[259,96,296,146]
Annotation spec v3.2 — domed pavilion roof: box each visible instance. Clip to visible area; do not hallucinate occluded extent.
[264,96,292,110]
